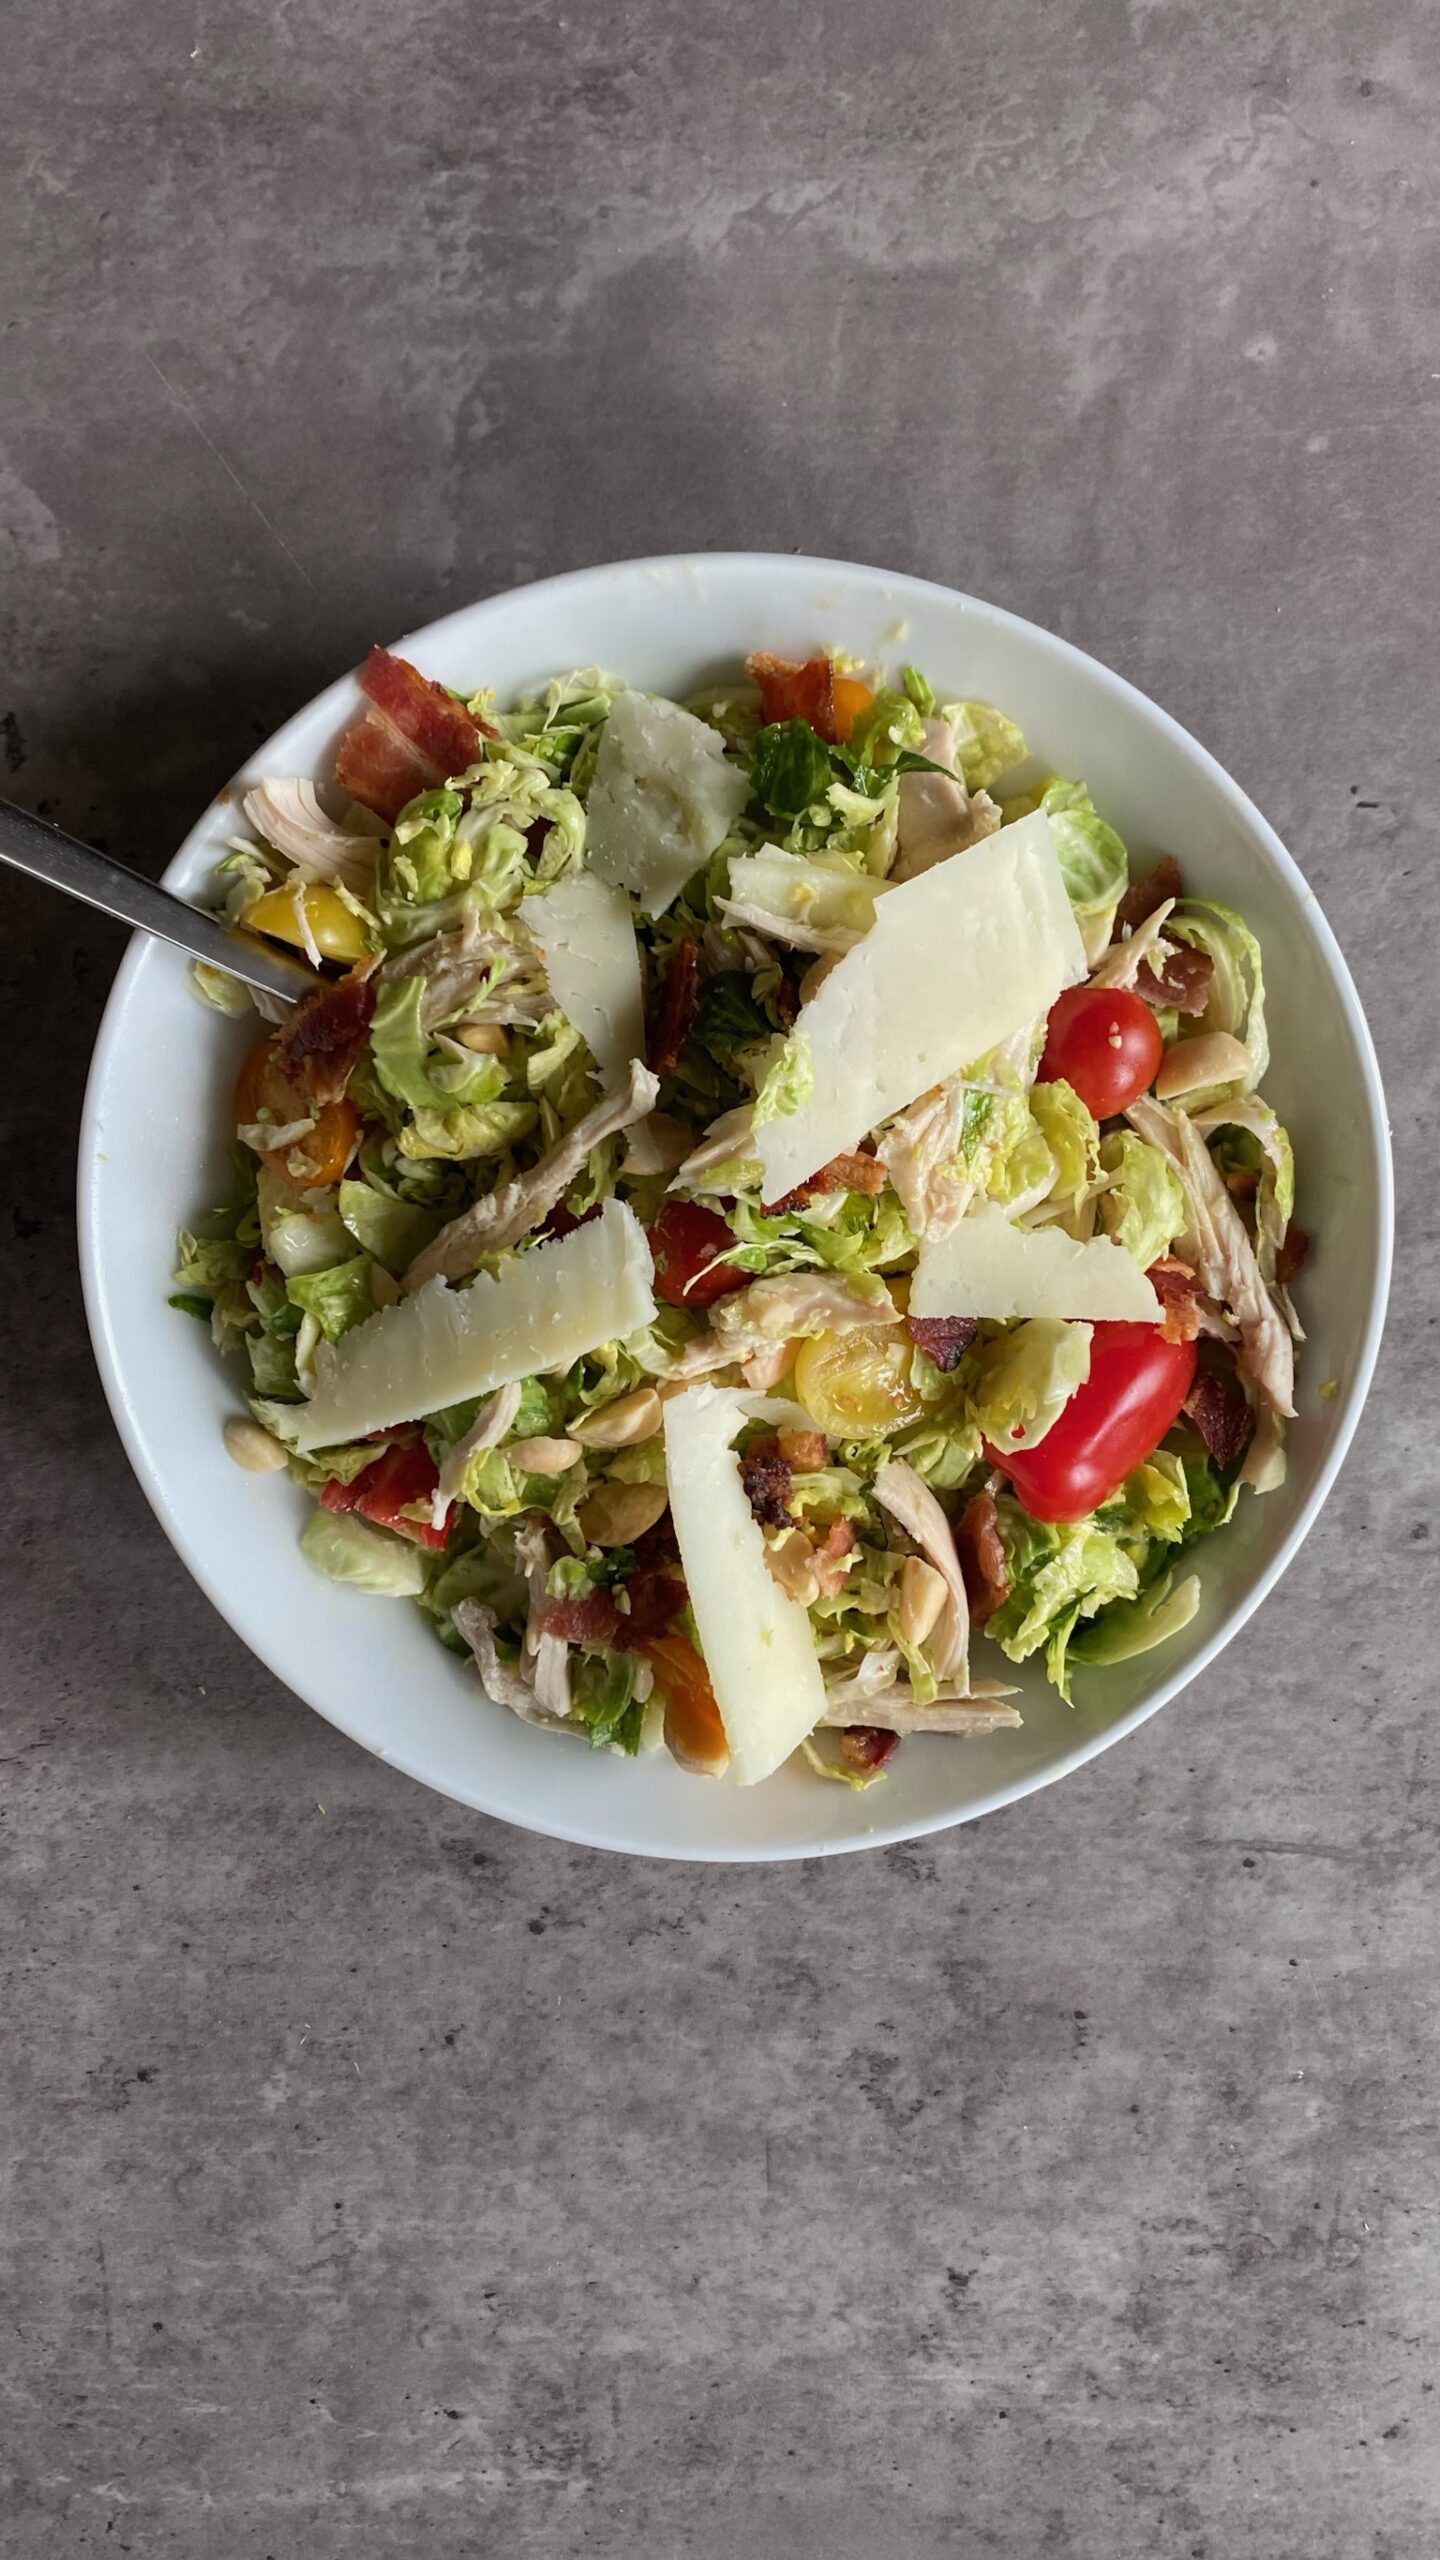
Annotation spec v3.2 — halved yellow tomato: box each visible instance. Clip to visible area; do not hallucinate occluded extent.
[793,1324,923,1438]
[243,881,369,964]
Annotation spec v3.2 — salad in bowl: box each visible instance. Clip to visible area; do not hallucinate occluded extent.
[171,639,1305,1792]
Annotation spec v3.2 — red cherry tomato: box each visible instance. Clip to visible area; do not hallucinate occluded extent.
[321,1438,451,1549]
[1037,985,1164,1119]
[988,1321,1197,1523]
[647,1200,748,1307]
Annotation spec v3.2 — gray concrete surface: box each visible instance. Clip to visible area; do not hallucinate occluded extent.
[3,3,1437,2551]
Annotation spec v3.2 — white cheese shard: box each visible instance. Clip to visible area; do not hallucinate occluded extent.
[291,1199,656,1452]
[753,810,1087,1200]
[585,691,750,916]
[911,1201,1161,1323]
[662,1384,829,1788]
[527,870,645,1090]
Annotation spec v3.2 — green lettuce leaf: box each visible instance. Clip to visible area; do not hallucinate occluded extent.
[752,1034,814,1127]
[1068,1570,1201,1668]
[286,1255,374,1343]
[988,1498,1141,1698]
[337,1177,439,1275]
[1167,900,1269,1086]
[750,720,832,821]
[1098,1132,1187,1268]
[943,700,1027,792]
[397,1099,536,1162]
[846,688,925,767]
[299,1507,428,1597]
[901,665,936,718]
[570,1651,645,1754]
[970,1319,1092,1456]
[1040,778,1129,922]
[1028,1078,1099,1213]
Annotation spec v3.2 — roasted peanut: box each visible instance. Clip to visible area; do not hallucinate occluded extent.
[369,1262,401,1309]
[898,1555,948,1648]
[223,1416,289,1474]
[763,1526,821,1608]
[570,1387,663,1450]
[777,1426,827,1471]
[452,1019,510,1056]
[508,1435,584,1476]
[577,1480,671,1546]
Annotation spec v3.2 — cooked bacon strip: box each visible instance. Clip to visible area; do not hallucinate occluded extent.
[335,645,492,824]
[276,971,375,1106]
[837,1726,900,1775]
[904,1313,979,1373]
[747,650,838,742]
[647,940,701,1078]
[763,1149,887,1215]
[1114,855,1183,936]
[954,1489,1010,1627]
[1136,942,1213,1016]
[739,1441,794,1529]
[537,1588,624,1648]
[1276,1222,1310,1288]
[811,1519,856,1598]
[1146,1255,1203,1344]
[1183,1360,1254,1467]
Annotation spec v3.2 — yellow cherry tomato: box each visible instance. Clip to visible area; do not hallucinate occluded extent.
[830,675,873,742]
[244,881,370,964]
[793,1324,922,1438]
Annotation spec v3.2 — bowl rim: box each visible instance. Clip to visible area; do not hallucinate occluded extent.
[77,552,1394,1859]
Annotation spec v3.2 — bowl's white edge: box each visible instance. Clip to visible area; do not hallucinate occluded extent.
[76,553,1395,1862]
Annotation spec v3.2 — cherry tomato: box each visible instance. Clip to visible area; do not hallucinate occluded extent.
[320,1439,451,1549]
[243,881,370,964]
[641,1633,729,1776]
[647,1200,748,1307]
[988,1320,1197,1523]
[234,1036,358,1186]
[830,675,873,742]
[793,1325,921,1436]
[1037,985,1164,1119]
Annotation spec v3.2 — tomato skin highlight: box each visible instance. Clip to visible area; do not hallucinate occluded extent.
[321,1438,451,1548]
[646,1200,749,1308]
[987,1321,1197,1523]
[1036,985,1164,1119]
[234,1034,358,1184]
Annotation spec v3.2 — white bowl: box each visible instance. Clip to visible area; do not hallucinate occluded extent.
[79,555,1392,1861]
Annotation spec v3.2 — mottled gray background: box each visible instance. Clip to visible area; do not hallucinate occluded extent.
[3,2,1437,2553]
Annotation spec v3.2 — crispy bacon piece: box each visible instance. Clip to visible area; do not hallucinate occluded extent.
[763,1149,887,1216]
[747,650,838,743]
[954,1489,1010,1627]
[838,1725,900,1775]
[739,1440,795,1529]
[1183,1358,1254,1467]
[276,970,376,1107]
[1114,855,1183,937]
[774,976,800,1028]
[811,1519,857,1598]
[777,1428,827,1472]
[335,645,492,824]
[1277,1222,1310,1288]
[904,1313,979,1373]
[1135,942,1213,1016]
[1146,1256,1203,1345]
[647,940,701,1078]
[618,1564,684,1645]
[537,1588,623,1648]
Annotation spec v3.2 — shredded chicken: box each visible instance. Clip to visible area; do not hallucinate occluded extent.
[876,1077,977,1240]
[1088,899,1175,990]
[739,1341,794,1391]
[404,1060,660,1287]
[873,1459,971,1686]
[513,1518,573,1721]
[453,1598,571,1730]
[892,719,1001,882]
[673,1103,759,1191]
[1127,1095,1295,1415]
[714,896,867,956]
[437,1380,522,1505]
[242,779,379,890]
[819,1644,1019,1734]
[378,910,549,1031]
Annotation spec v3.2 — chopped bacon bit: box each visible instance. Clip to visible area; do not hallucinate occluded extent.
[774,976,800,1028]
[647,940,701,1078]
[618,1564,684,1645]
[1147,1256,1203,1344]
[538,1201,604,1244]
[762,1149,887,1215]
[904,1313,979,1373]
[777,1428,827,1472]
[276,970,376,1106]
[1135,942,1213,1016]
[739,1441,794,1529]
[838,1725,900,1775]
[747,651,839,743]
[537,1588,623,1648]
[334,645,493,823]
[955,1489,1010,1627]
[1114,855,1183,937]
[1277,1222,1310,1288]
[320,1438,451,1549]
[1183,1358,1254,1467]
[812,1519,857,1598]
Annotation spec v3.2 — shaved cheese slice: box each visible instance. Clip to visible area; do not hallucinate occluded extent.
[663,1384,828,1787]
[911,1202,1161,1323]
[292,1199,655,1452]
[753,810,1085,1200]
[527,871,644,1090]
[585,692,750,916]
